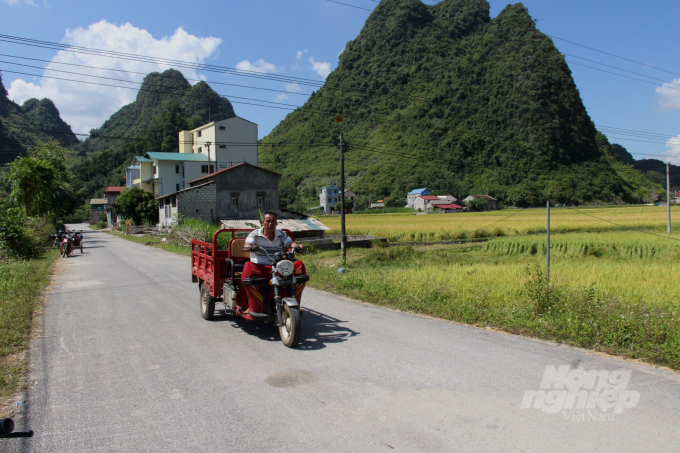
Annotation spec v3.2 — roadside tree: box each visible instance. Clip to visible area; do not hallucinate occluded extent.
[113,188,159,226]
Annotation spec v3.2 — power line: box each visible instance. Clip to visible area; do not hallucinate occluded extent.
[564,54,680,89]
[548,34,680,79]
[566,60,680,92]
[323,0,372,12]
[565,206,680,243]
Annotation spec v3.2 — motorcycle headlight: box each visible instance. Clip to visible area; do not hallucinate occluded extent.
[276,260,294,277]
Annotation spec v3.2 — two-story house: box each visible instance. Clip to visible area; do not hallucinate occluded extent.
[320,184,341,214]
[407,188,431,207]
[131,117,258,198]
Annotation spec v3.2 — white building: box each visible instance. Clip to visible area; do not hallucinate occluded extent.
[320,184,341,214]
[407,188,431,207]
[131,117,258,198]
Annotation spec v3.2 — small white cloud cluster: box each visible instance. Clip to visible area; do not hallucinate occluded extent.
[235,59,278,74]
[656,79,680,111]
[8,20,221,134]
[666,135,680,164]
[309,57,331,79]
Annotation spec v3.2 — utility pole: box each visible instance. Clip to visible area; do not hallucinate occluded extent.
[546,199,551,285]
[206,141,212,174]
[339,133,347,262]
[668,161,672,234]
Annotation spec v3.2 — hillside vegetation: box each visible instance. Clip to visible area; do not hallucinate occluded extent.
[261,0,661,207]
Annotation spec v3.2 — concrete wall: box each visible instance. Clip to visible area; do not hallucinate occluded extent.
[320,185,340,214]
[214,118,258,166]
[179,131,193,154]
[214,165,279,219]
[177,183,217,224]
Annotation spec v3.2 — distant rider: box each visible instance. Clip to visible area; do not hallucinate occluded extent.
[241,211,306,314]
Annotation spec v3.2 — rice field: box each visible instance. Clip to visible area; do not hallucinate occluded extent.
[320,206,680,242]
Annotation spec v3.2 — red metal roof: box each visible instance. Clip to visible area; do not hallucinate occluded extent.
[188,162,281,185]
[103,186,125,193]
[419,195,441,200]
[434,204,464,209]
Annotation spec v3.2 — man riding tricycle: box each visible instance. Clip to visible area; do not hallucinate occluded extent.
[191,211,309,348]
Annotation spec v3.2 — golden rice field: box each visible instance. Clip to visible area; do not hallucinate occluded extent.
[320,206,680,242]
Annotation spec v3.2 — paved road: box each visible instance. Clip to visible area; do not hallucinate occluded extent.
[4,224,680,452]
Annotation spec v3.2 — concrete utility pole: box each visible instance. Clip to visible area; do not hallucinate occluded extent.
[668,161,672,234]
[339,133,347,262]
[546,200,551,285]
[205,141,212,174]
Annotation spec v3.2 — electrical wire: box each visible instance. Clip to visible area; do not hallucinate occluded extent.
[564,206,680,243]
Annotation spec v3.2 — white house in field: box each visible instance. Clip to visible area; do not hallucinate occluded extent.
[131,117,258,198]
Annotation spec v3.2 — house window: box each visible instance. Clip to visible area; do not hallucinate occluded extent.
[328,198,331,203]
[176,183,180,191]
[159,198,164,208]
[219,126,226,130]
[198,147,202,153]
[175,165,179,174]
[219,145,226,149]
[197,130,202,137]
[231,193,239,207]
[257,192,266,206]
[152,164,157,175]
[171,195,177,207]
[201,165,214,173]
[182,166,185,177]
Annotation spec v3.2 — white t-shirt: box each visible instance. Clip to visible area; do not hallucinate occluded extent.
[245,227,293,265]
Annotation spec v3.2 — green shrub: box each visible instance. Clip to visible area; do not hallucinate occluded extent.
[0,208,42,259]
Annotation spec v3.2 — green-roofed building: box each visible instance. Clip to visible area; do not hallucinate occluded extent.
[131,117,258,197]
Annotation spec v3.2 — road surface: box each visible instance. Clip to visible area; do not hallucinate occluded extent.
[5,225,680,452]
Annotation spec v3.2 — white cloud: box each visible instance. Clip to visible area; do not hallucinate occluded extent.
[7,20,221,134]
[309,57,331,79]
[666,135,680,165]
[236,59,278,74]
[284,82,302,93]
[275,93,289,101]
[296,51,303,60]
[656,79,680,111]
[1,0,35,5]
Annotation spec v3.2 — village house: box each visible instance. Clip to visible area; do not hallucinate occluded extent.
[125,164,140,188]
[89,198,108,224]
[103,186,125,226]
[407,188,431,207]
[132,117,258,197]
[320,184,341,214]
[413,195,441,211]
[158,162,280,226]
[463,195,499,211]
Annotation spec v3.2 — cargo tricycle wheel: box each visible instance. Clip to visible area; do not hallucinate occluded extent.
[279,304,301,348]
[199,283,215,320]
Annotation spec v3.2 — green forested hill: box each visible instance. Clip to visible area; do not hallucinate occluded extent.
[80,69,235,153]
[260,0,660,207]
[70,69,237,198]
[21,98,80,147]
[0,74,54,162]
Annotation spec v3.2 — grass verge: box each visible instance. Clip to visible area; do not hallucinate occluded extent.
[0,249,60,415]
[106,231,191,256]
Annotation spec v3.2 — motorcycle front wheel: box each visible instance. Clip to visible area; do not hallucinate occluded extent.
[279,304,301,348]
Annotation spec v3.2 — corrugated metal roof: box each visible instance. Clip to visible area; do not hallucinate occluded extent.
[103,186,125,193]
[145,152,209,162]
[133,156,151,162]
[408,188,430,195]
[90,198,108,205]
[189,162,280,185]
[420,195,440,200]
[220,217,329,232]
[434,204,464,209]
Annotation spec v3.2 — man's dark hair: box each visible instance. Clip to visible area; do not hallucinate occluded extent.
[263,211,277,219]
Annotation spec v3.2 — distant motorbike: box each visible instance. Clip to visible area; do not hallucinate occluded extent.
[60,231,83,257]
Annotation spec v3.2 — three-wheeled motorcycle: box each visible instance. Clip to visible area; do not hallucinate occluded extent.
[190,228,309,348]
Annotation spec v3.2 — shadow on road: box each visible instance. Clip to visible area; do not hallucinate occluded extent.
[212,307,358,350]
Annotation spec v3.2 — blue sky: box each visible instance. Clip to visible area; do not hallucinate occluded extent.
[1,0,679,162]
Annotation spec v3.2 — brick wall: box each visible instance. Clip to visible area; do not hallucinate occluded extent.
[177,182,217,224]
